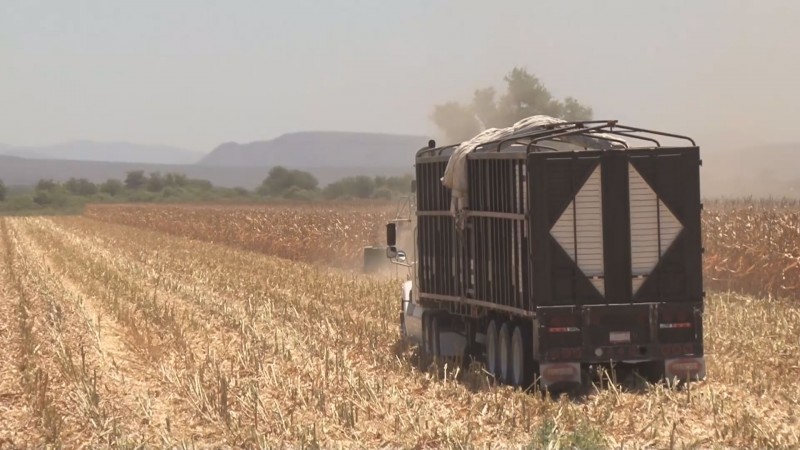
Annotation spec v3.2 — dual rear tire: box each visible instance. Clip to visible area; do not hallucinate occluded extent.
[485,319,533,388]
[422,313,441,360]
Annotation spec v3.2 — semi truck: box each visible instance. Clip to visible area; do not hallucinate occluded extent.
[386,116,706,389]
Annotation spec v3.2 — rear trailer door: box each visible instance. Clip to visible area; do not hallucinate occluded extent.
[528,148,703,364]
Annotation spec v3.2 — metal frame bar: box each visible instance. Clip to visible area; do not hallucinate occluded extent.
[525,123,627,152]
[611,124,696,146]
[419,292,535,317]
[417,144,459,158]
[495,123,600,152]
[417,210,525,221]
[416,120,697,159]
[594,130,661,147]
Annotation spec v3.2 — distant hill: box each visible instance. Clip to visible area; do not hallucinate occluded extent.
[0,140,203,165]
[2,132,797,198]
[200,131,428,168]
[0,155,409,189]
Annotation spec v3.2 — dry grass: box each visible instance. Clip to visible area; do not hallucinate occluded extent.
[0,213,797,448]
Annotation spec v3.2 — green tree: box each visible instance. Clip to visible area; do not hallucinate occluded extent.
[164,172,188,188]
[147,172,166,192]
[432,67,593,143]
[375,174,413,193]
[258,166,318,197]
[186,178,213,191]
[124,170,147,190]
[322,176,376,199]
[472,87,502,128]
[100,179,124,196]
[64,177,98,196]
[233,187,250,197]
[36,179,60,192]
[0,179,6,201]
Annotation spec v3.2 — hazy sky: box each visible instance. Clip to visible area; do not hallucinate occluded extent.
[2,0,799,153]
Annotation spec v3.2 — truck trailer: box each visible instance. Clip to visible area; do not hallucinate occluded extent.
[386,116,705,389]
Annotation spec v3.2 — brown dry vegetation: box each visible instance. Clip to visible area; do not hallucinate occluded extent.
[85,203,395,270]
[87,202,800,301]
[703,199,800,300]
[0,212,798,448]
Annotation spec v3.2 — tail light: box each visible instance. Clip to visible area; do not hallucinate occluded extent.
[659,322,692,329]
[547,314,580,333]
[548,326,580,333]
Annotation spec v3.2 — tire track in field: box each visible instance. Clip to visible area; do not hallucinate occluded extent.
[13,217,229,446]
[41,217,541,447]
[40,255,186,448]
[5,218,164,447]
[24,217,361,444]
[0,218,47,448]
[57,214,800,448]
[21,217,350,446]
[1,217,86,446]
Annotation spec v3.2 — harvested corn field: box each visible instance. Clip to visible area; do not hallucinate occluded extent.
[85,203,396,269]
[703,199,800,300]
[86,201,800,300]
[0,215,798,448]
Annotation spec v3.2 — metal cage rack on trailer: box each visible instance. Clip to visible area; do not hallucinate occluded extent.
[413,120,703,321]
[416,120,697,158]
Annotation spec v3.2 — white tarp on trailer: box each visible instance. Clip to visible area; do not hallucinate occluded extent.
[440,115,624,220]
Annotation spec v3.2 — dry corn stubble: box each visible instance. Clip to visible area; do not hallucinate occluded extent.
[85,201,800,301]
[0,214,798,448]
[85,202,396,270]
[703,199,800,300]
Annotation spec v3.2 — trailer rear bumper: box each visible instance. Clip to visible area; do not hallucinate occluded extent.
[540,362,582,388]
[664,356,706,381]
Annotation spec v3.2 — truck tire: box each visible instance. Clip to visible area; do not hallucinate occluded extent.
[430,315,441,359]
[485,320,500,378]
[510,323,533,388]
[417,312,432,370]
[499,322,512,383]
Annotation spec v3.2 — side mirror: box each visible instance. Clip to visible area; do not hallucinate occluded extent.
[386,222,396,247]
[396,250,407,262]
[410,179,417,194]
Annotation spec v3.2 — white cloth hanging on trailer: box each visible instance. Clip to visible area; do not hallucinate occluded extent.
[440,115,625,223]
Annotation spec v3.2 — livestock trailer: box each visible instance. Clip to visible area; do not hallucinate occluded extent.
[387,117,705,389]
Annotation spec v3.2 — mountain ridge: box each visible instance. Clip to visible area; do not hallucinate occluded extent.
[1,132,798,198]
[199,130,429,167]
[0,140,203,165]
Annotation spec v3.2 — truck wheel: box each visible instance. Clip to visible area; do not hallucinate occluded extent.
[430,315,441,359]
[510,324,533,388]
[485,320,499,378]
[418,312,432,370]
[499,322,512,383]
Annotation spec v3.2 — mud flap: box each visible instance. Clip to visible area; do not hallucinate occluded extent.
[664,357,706,381]
[540,362,581,388]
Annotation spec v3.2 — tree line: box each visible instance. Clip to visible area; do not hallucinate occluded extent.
[0,167,413,213]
